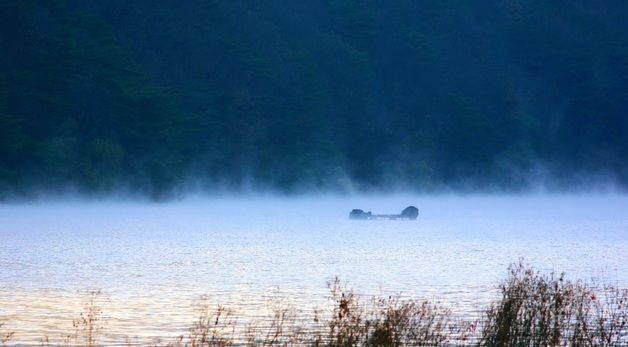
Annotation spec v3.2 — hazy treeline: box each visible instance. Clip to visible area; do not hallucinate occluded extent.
[2,1,628,198]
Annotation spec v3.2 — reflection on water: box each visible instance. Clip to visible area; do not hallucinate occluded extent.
[1,195,627,343]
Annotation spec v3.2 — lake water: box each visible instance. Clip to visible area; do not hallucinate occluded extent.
[1,195,627,344]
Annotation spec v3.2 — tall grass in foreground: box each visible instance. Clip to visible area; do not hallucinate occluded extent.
[0,323,15,346]
[478,263,628,346]
[2,262,627,346]
[161,279,457,347]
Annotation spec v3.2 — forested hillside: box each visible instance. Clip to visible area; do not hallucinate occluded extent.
[2,1,628,198]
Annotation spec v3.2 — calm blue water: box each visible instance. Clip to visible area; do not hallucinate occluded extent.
[1,195,627,343]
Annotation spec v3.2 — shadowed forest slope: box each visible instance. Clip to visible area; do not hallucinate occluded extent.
[2,1,628,198]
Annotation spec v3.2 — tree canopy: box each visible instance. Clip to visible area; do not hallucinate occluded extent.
[2,1,628,198]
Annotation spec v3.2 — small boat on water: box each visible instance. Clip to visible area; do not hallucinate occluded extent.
[349,206,419,220]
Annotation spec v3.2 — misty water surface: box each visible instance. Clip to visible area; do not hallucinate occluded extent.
[1,195,627,343]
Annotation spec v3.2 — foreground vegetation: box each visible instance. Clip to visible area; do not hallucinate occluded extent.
[1,263,627,346]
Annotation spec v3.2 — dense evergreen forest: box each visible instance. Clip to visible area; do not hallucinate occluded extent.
[2,1,628,199]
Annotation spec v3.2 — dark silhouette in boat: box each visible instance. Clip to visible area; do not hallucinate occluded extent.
[349,209,373,219]
[349,206,419,220]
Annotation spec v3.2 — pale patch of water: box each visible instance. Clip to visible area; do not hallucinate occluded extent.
[1,195,627,344]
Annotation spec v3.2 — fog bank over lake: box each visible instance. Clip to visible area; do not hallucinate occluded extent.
[1,195,627,342]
